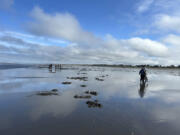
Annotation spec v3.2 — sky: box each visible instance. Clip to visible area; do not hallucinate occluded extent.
[0,0,180,65]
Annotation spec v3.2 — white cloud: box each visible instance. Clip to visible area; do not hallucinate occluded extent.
[137,0,180,14]
[0,6,174,65]
[104,35,168,57]
[137,0,154,13]
[153,0,180,13]
[123,37,168,57]
[134,0,180,35]
[20,6,172,64]
[163,34,180,46]
[28,6,100,47]
[162,35,180,57]
[0,31,170,64]
[154,14,180,33]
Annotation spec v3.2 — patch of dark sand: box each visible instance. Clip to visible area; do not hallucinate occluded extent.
[80,85,87,87]
[99,74,109,78]
[67,77,88,81]
[36,89,59,96]
[74,91,102,108]
[51,89,58,92]
[74,95,91,99]
[62,82,72,84]
[77,72,87,75]
[85,91,98,96]
[86,100,102,108]
[95,78,104,81]
[79,68,87,71]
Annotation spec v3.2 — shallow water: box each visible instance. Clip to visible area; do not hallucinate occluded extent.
[0,66,180,135]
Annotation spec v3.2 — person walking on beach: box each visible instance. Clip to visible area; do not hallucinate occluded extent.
[139,67,147,83]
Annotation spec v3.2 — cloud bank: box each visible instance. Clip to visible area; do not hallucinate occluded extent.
[3,5,180,65]
[1,6,169,64]
[28,7,101,47]
[154,14,180,33]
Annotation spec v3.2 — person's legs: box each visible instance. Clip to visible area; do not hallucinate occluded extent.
[141,74,145,83]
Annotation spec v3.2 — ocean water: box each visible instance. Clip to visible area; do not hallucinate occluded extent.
[0,66,180,135]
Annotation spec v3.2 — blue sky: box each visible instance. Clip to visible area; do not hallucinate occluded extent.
[0,0,180,65]
[1,0,138,37]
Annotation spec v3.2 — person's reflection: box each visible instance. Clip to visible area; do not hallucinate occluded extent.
[139,81,148,98]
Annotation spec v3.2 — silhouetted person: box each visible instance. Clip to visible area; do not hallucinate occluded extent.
[49,64,56,73]
[49,64,53,69]
[139,67,147,83]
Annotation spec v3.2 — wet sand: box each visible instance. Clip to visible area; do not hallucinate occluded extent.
[0,66,180,135]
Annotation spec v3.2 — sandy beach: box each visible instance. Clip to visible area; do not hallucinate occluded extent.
[0,65,180,135]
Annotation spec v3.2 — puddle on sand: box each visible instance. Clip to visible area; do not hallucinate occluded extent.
[0,66,180,135]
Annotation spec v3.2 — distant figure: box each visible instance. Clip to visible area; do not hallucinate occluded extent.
[139,67,147,83]
[49,64,53,69]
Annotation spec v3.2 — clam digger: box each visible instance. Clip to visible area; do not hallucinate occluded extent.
[139,67,148,83]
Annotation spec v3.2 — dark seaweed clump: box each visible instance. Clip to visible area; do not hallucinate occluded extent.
[67,77,88,81]
[62,82,72,84]
[80,85,87,87]
[36,89,59,96]
[74,95,91,99]
[95,78,104,81]
[86,100,102,108]
[85,91,98,96]
[74,90,102,108]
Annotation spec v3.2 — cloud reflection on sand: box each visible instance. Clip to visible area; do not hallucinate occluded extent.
[1,67,180,134]
[29,90,79,121]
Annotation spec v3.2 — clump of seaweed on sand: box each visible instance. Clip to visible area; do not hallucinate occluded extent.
[86,100,102,108]
[67,76,88,81]
[73,90,102,108]
[62,81,72,84]
[27,89,59,97]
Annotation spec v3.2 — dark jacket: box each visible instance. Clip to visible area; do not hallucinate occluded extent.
[139,69,146,76]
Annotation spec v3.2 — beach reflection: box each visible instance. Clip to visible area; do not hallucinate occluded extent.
[0,67,180,134]
[29,90,79,121]
[139,81,148,98]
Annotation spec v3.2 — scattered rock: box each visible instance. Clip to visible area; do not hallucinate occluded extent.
[95,78,104,81]
[74,95,91,99]
[51,89,58,92]
[86,100,102,108]
[67,77,88,81]
[62,82,72,84]
[73,90,102,108]
[79,68,87,71]
[77,72,87,75]
[80,85,87,87]
[85,91,98,96]
[36,91,58,96]
[99,75,109,78]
